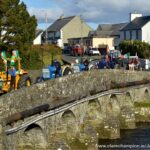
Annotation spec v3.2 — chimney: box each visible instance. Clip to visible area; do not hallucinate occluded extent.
[60,15,64,19]
[130,11,142,22]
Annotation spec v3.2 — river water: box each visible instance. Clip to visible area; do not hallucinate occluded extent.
[98,123,150,150]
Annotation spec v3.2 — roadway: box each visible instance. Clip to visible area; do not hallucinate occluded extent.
[62,54,101,64]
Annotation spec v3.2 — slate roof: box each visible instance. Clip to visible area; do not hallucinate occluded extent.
[89,23,127,37]
[121,16,150,30]
[47,16,75,31]
[35,29,43,38]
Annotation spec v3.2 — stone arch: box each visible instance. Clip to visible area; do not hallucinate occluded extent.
[109,94,120,114]
[85,99,102,122]
[107,101,113,112]
[88,99,101,111]
[61,110,78,139]
[21,124,47,149]
[62,109,76,123]
[24,124,42,132]
[144,89,149,100]
[124,92,133,106]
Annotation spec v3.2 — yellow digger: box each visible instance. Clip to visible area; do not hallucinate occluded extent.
[0,50,31,94]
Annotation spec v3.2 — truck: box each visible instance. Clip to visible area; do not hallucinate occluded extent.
[71,45,84,56]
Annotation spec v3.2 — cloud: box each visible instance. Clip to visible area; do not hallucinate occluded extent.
[27,0,150,26]
[28,7,63,23]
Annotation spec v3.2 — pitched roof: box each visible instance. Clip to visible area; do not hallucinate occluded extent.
[47,16,75,31]
[35,29,43,38]
[89,23,127,37]
[121,16,150,30]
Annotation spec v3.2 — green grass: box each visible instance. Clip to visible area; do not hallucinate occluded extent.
[134,102,150,108]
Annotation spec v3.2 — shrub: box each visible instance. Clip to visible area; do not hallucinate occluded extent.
[119,40,150,59]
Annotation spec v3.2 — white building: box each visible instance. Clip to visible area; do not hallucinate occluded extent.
[33,30,43,45]
[120,13,150,44]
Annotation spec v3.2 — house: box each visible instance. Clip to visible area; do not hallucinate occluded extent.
[90,23,127,50]
[45,15,92,48]
[69,23,126,50]
[68,23,126,55]
[120,12,150,44]
[33,29,43,45]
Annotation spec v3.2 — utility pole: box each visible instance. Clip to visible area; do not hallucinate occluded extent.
[45,12,48,44]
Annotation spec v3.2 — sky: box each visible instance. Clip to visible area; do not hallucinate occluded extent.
[22,0,150,30]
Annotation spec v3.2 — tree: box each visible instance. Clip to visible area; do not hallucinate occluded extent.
[119,40,150,59]
[0,0,37,50]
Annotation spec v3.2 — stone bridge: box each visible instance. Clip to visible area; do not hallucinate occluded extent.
[0,70,150,150]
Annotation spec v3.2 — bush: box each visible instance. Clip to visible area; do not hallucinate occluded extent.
[119,40,150,59]
[0,44,62,70]
[31,44,62,67]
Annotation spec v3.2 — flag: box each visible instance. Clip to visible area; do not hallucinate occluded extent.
[12,50,19,58]
[124,52,130,58]
[1,51,7,59]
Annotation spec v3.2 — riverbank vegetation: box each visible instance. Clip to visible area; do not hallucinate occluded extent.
[134,102,150,108]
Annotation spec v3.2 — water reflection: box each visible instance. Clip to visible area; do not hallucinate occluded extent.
[99,123,150,150]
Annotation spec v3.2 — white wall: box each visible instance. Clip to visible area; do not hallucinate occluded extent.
[142,21,150,44]
[57,39,63,47]
[130,13,142,22]
[33,32,43,45]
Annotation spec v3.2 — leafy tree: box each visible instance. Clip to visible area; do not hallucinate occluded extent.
[119,40,150,59]
[0,0,38,69]
[0,0,37,50]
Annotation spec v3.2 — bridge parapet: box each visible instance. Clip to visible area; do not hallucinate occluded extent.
[0,70,150,118]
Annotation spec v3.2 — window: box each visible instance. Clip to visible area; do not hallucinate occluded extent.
[124,31,126,40]
[55,31,60,38]
[130,30,132,40]
[136,30,139,39]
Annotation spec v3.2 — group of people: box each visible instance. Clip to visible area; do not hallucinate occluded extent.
[128,58,140,71]
[98,55,116,69]
[1,50,19,90]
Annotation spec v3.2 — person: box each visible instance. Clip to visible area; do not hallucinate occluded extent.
[109,60,115,69]
[129,59,135,71]
[98,57,106,69]
[8,66,17,90]
[10,50,17,66]
[52,60,61,78]
[83,59,89,70]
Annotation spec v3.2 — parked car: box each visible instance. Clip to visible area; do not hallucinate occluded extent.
[89,48,100,55]
[139,58,150,70]
[63,46,71,54]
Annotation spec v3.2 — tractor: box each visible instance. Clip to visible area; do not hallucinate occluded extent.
[0,50,31,94]
[35,57,99,83]
[36,60,73,83]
